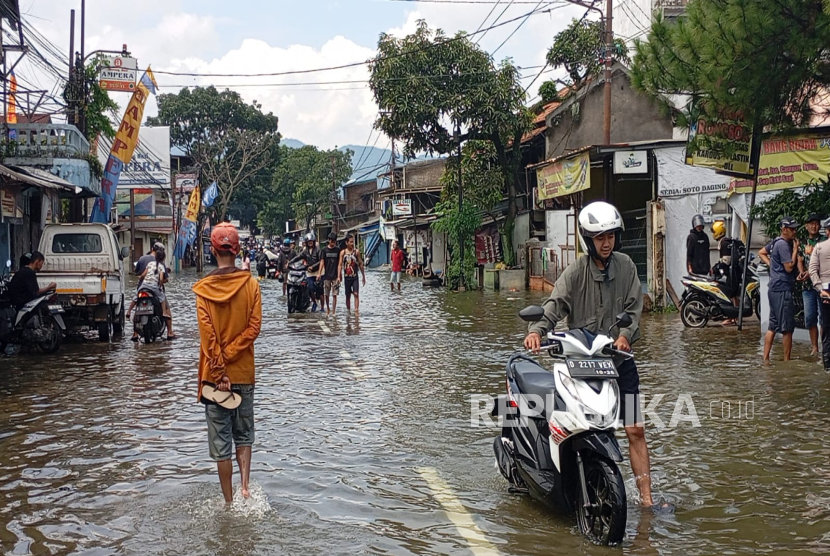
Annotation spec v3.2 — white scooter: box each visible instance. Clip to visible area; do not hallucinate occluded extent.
[493,305,633,545]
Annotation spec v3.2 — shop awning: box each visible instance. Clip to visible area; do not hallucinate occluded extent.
[0,164,77,193]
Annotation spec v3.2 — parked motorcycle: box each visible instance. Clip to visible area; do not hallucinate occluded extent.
[286,260,310,314]
[492,305,632,546]
[0,260,65,354]
[133,288,167,342]
[679,256,760,328]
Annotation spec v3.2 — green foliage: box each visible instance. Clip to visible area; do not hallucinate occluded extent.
[369,20,531,267]
[538,81,559,104]
[631,2,830,129]
[63,55,120,141]
[431,199,479,289]
[547,18,628,89]
[750,179,830,239]
[148,86,280,220]
[257,145,352,233]
[440,140,503,212]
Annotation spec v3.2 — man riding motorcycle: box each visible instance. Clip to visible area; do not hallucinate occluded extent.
[278,238,297,297]
[524,201,668,510]
[294,233,323,311]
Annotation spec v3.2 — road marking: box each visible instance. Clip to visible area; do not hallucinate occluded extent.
[339,350,352,359]
[318,321,332,334]
[416,467,500,556]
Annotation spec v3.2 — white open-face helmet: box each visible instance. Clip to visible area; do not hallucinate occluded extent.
[578,201,624,261]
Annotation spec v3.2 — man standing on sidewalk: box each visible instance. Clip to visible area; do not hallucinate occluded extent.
[390,240,405,292]
[759,216,801,363]
[193,222,262,505]
[318,232,342,315]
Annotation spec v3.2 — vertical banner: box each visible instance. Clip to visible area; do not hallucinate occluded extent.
[90,68,158,223]
[8,72,17,140]
[174,186,200,260]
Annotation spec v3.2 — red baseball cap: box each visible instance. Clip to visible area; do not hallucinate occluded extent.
[210,222,241,255]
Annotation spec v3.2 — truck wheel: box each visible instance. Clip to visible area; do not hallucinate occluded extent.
[98,311,113,342]
[113,298,125,336]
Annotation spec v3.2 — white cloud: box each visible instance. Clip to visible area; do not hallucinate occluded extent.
[18,1,591,149]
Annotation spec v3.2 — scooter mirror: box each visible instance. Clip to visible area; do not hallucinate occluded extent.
[519,305,545,322]
[5,260,10,268]
[614,312,633,329]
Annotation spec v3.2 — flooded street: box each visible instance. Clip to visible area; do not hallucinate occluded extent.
[2,269,830,555]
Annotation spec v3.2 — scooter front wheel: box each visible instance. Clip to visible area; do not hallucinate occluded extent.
[576,457,626,546]
[680,296,709,328]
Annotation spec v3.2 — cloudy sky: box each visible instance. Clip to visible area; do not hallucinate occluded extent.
[17,0,597,149]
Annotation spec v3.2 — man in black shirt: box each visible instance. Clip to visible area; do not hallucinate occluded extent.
[686,214,711,276]
[8,252,56,310]
[318,232,342,315]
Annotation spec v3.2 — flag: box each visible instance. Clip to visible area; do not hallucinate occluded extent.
[174,185,201,259]
[202,181,219,207]
[90,67,158,223]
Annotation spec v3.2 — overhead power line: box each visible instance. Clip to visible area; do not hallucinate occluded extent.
[153,3,564,78]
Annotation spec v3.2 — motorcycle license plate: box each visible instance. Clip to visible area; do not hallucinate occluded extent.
[566,359,619,378]
[135,305,154,316]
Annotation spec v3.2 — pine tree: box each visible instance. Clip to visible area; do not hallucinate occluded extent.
[630,0,830,129]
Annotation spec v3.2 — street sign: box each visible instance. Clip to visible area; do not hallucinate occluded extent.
[99,55,137,92]
[392,199,412,216]
[175,173,198,193]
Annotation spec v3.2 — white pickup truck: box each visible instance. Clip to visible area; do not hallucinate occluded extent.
[37,223,130,341]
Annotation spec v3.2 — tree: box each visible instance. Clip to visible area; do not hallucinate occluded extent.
[63,54,119,141]
[547,18,628,90]
[147,86,280,220]
[631,1,830,130]
[258,145,352,233]
[538,80,559,104]
[434,140,504,287]
[369,20,532,267]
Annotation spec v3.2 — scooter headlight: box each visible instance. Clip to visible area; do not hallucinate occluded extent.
[559,371,620,429]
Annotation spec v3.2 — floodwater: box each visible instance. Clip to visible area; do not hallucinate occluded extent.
[1,269,829,555]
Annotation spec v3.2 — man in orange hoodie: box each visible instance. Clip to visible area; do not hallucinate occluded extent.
[193,222,262,504]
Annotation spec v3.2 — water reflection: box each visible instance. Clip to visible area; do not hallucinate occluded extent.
[0,270,829,554]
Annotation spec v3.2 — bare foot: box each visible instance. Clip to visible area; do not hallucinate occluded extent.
[241,487,250,499]
[763,358,771,366]
[811,347,818,356]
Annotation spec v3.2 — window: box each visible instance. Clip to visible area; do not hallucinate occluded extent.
[52,233,103,254]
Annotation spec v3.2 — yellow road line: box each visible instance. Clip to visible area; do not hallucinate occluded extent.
[416,467,501,556]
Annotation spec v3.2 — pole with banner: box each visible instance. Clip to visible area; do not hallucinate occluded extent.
[89,68,157,224]
[737,121,764,331]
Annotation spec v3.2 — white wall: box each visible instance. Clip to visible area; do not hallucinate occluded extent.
[614,0,654,46]
[545,209,576,268]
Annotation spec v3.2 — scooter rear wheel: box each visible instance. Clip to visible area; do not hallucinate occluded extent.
[576,457,627,546]
[680,296,709,328]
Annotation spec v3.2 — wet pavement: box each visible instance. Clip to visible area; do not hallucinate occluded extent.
[1,268,830,555]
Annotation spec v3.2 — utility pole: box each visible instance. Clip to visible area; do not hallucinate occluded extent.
[79,0,86,136]
[455,120,464,289]
[330,154,337,234]
[603,0,613,144]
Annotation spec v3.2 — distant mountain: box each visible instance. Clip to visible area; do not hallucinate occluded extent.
[341,144,396,183]
[282,138,306,149]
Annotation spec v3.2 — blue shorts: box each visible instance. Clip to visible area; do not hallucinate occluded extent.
[768,290,795,334]
[803,289,821,329]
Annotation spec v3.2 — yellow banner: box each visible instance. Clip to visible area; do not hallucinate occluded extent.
[184,184,201,223]
[685,112,754,176]
[536,152,591,200]
[110,68,157,165]
[729,134,830,194]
